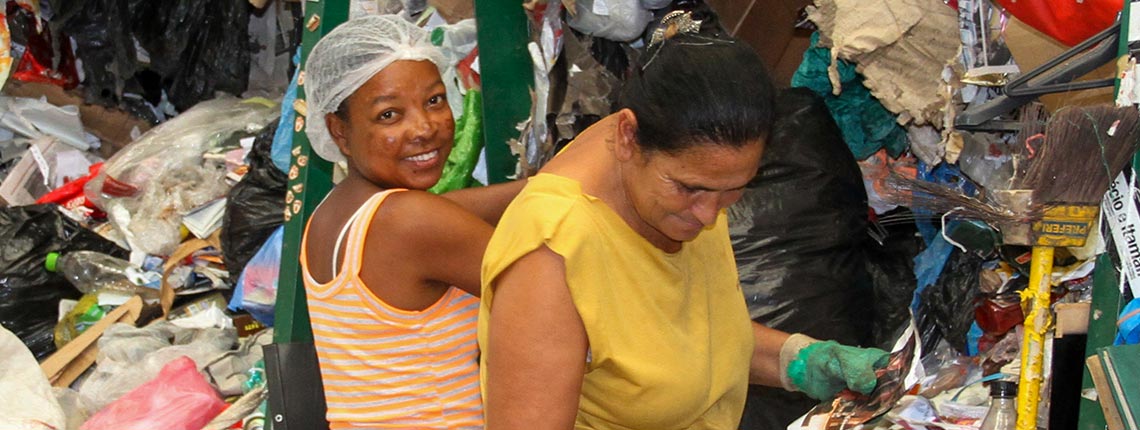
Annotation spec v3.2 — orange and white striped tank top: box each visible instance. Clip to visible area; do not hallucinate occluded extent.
[300,190,483,429]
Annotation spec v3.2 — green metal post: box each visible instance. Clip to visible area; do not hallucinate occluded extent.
[474,0,534,183]
[273,0,348,345]
[1078,2,1128,429]
[1078,254,1123,430]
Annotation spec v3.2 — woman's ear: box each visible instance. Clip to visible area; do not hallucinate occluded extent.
[326,112,351,157]
[614,108,639,162]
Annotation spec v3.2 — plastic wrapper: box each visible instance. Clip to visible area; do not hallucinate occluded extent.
[84,97,278,256]
[429,89,483,193]
[917,339,979,398]
[53,293,105,348]
[0,204,128,359]
[78,321,236,411]
[221,119,285,279]
[7,2,80,89]
[79,356,227,430]
[729,89,872,430]
[232,226,282,326]
[566,0,653,42]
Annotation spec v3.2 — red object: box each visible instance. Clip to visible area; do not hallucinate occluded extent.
[456,46,481,90]
[79,356,226,430]
[100,175,141,198]
[975,297,1024,336]
[7,2,80,89]
[36,162,101,206]
[994,0,1120,47]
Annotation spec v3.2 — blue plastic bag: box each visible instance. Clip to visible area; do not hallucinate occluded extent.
[270,50,301,173]
[1116,297,1139,345]
[230,226,283,326]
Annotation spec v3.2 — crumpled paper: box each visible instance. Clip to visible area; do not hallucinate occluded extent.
[807,0,961,128]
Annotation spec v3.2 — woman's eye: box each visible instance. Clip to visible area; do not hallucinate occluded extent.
[379,110,396,120]
[428,95,443,105]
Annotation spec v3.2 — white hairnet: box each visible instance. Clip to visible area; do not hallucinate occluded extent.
[304,15,446,164]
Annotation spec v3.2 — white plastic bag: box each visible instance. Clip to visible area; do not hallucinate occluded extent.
[567,0,652,42]
[0,326,67,430]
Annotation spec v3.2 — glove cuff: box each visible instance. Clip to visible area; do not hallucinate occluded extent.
[779,333,819,392]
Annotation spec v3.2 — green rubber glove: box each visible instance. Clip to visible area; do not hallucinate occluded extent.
[785,340,890,400]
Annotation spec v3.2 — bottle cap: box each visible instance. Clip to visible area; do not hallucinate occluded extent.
[44,252,60,272]
[990,381,1017,397]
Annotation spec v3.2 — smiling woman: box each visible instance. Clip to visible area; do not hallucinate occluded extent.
[298,14,522,429]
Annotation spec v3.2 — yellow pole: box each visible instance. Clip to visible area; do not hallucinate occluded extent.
[1016,245,1054,430]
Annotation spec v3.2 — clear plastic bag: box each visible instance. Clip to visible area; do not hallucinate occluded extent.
[83,96,277,256]
[79,356,226,430]
[77,322,236,411]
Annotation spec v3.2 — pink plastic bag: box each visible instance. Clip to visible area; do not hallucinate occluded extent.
[80,356,226,430]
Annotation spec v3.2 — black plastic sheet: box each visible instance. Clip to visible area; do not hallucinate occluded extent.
[0,204,128,359]
[917,250,984,354]
[865,212,923,347]
[729,88,873,430]
[221,120,286,280]
[52,0,251,110]
[52,0,137,106]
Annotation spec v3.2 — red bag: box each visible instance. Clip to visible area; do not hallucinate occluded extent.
[79,356,226,430]
[995,0,1120,46]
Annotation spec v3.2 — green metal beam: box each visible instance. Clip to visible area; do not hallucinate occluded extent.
[474,0,533,183]
[1078,253,1124,430]
[273,0,348,345]
[1078,2,1128,429]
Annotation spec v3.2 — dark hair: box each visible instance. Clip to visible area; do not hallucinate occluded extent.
[618,34,775,153]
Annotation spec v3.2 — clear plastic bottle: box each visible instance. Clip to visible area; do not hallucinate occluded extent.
[980,381,1018,430]
[45,251,159,299]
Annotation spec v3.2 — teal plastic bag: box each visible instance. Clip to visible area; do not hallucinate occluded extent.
[791,33,907,160]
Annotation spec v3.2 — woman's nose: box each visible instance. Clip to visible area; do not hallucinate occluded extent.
[691,195,719,227]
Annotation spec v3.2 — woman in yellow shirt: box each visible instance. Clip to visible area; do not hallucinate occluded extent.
[479,13,888,430]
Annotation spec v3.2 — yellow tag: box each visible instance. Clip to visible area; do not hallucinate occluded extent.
[1031,205,1099,247]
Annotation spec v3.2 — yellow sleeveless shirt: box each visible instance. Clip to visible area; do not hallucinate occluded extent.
[478,173,753,429]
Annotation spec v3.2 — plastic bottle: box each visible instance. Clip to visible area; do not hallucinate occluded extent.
[45,251,159,299]
[980,381,1018,430]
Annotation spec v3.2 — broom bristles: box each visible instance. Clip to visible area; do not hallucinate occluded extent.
[1014,104,1140,205]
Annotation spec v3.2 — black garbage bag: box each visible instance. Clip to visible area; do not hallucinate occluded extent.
[729,88,873,430]
[917,250,984,354]
[221,119,286,280]
[52,0,138,106]
[0,205,128,359]
[866,208,923,348]
[160,0,251,111]
[51,0,251,110]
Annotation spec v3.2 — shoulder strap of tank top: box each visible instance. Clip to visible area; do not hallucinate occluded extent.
[332,188,407,278]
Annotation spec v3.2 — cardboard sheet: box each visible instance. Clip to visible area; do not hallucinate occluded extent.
[808,0,961,127]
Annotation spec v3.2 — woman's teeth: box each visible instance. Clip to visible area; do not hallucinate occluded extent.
[406,150,438,162]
